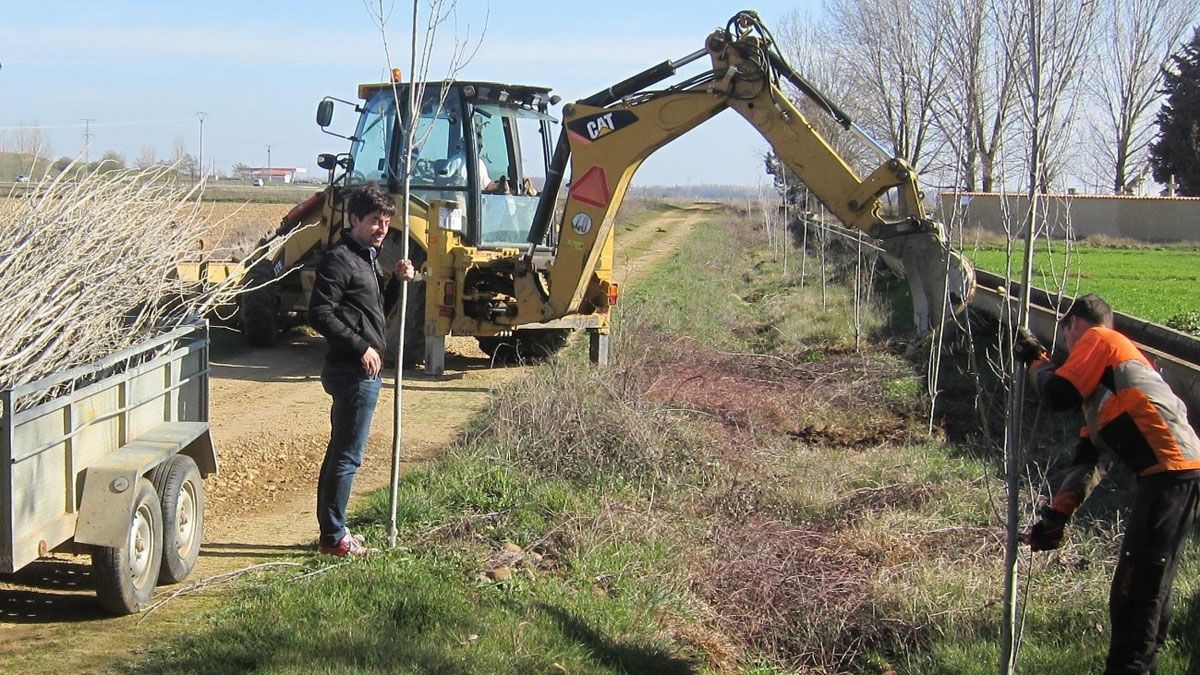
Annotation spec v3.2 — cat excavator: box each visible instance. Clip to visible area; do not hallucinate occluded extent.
[231,10,974,373]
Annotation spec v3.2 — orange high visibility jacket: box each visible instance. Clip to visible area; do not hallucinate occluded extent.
[1031,326,1200,515]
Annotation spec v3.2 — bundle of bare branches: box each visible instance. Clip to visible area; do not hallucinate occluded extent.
[0,164,278,396]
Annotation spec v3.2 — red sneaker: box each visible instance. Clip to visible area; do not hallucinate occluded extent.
[319,532,378,557]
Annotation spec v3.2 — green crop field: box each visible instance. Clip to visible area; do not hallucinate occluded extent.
[966,243,1200,325]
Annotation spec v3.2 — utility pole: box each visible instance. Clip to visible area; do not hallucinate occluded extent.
[196,112,208,181]
[266,144,273,182]
[82,118,94,163]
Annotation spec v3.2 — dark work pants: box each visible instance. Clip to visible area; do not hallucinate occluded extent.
[1105,472,1200,675]
[317,369,382,547]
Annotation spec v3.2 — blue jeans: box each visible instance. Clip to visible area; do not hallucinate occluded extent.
[317,369,382,547]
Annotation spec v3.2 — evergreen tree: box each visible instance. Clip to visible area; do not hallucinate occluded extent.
[1150,28,1200,195]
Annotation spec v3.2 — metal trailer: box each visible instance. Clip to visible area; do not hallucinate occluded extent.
[1,322,217,614]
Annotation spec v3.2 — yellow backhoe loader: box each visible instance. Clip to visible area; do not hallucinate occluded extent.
[212,10,974,373]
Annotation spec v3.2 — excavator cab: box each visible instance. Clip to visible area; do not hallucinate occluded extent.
[342,81,559,250]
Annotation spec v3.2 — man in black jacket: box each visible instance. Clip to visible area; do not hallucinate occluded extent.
[309,182,414,557]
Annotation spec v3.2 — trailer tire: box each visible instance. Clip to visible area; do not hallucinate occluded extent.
[149,455,204,584]
[92,478,163,614]
[239,259,279,347]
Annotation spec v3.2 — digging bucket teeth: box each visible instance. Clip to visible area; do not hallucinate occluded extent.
[880,231,976,337]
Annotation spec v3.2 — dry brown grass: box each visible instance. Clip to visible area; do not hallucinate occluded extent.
[192,200,295,254]
[628,337,927,450]
[695,517,895,673]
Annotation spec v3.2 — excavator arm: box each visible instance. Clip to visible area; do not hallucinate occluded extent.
[524,10,974,335]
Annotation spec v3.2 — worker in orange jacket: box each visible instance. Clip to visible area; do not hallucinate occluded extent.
[1015,293,1200,674]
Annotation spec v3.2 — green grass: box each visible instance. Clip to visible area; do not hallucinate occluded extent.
[967,242,1200,324]
[135,212,1200,673]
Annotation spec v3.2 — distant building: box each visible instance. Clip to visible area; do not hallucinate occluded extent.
[235,167,306,184]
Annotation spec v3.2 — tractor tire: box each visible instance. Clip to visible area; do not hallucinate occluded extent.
[92,478,163,614]
[239,259,280,348]
[148,455,204,584]
[382,236,427,368]
[477,329,571,364]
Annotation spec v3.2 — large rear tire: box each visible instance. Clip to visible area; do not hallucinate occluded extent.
[382,236,427,368]
[92,478,163,614]
[148,455,204,584]
[239,259,279,348]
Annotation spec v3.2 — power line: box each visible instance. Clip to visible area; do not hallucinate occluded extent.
[0,118,195,131]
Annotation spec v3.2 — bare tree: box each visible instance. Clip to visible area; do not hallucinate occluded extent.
[823,0,951,173]
[1005,0,1099,192]
[1088,0,1199,193]
[171,136,189,164]
[13,123,51,159]
[775,10,873,173]
[930,0,1022,191]
[136,144,158,169]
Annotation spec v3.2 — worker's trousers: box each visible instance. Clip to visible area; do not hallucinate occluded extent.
[1105,471,1200,675]
[316,369,382,547]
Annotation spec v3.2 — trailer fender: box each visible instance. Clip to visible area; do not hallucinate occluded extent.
[74,422,211,549]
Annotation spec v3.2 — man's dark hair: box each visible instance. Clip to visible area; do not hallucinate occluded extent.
[346,182,396,223]
[1063,293,1113,328]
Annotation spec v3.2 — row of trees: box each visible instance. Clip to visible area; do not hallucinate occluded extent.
[2,133,201,178]
[769,0,1199,196]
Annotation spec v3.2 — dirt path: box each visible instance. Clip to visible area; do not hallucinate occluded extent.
[0,205,709,672]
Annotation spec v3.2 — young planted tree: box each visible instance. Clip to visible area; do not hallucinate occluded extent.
[1150,27,1200,194]
[361,0,484,546]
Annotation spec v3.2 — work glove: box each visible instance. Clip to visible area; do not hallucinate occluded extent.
[1013,327,1047,364]
[1022,506,1069,551]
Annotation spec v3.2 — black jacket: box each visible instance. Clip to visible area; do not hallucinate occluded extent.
[309,233,400,371]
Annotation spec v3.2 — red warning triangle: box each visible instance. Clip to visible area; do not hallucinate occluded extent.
[570,166,610,208]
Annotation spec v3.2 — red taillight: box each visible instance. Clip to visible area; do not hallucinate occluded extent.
[607,283,619,307]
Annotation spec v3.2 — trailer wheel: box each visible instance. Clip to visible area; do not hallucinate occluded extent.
[149,455,204,584]
[92,478,163,614]
[239,259,279,347]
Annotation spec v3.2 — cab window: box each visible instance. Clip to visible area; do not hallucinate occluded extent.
[348,90,397,184]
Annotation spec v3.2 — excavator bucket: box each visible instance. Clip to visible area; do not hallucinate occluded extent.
[879,231,976,337]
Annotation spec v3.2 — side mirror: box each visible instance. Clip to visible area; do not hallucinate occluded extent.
[316,100,334,127]
[317,153,339,170]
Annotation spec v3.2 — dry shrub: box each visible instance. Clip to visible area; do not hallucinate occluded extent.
[695,517,905,672]
[0,165,286,398]
[484,361,721,491]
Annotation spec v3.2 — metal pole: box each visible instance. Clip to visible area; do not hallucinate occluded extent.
[196,112,208,181]
[266,144,273,182]
[82,118,93,164]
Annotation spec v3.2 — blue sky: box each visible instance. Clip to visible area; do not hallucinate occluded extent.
[0,1,818,186]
